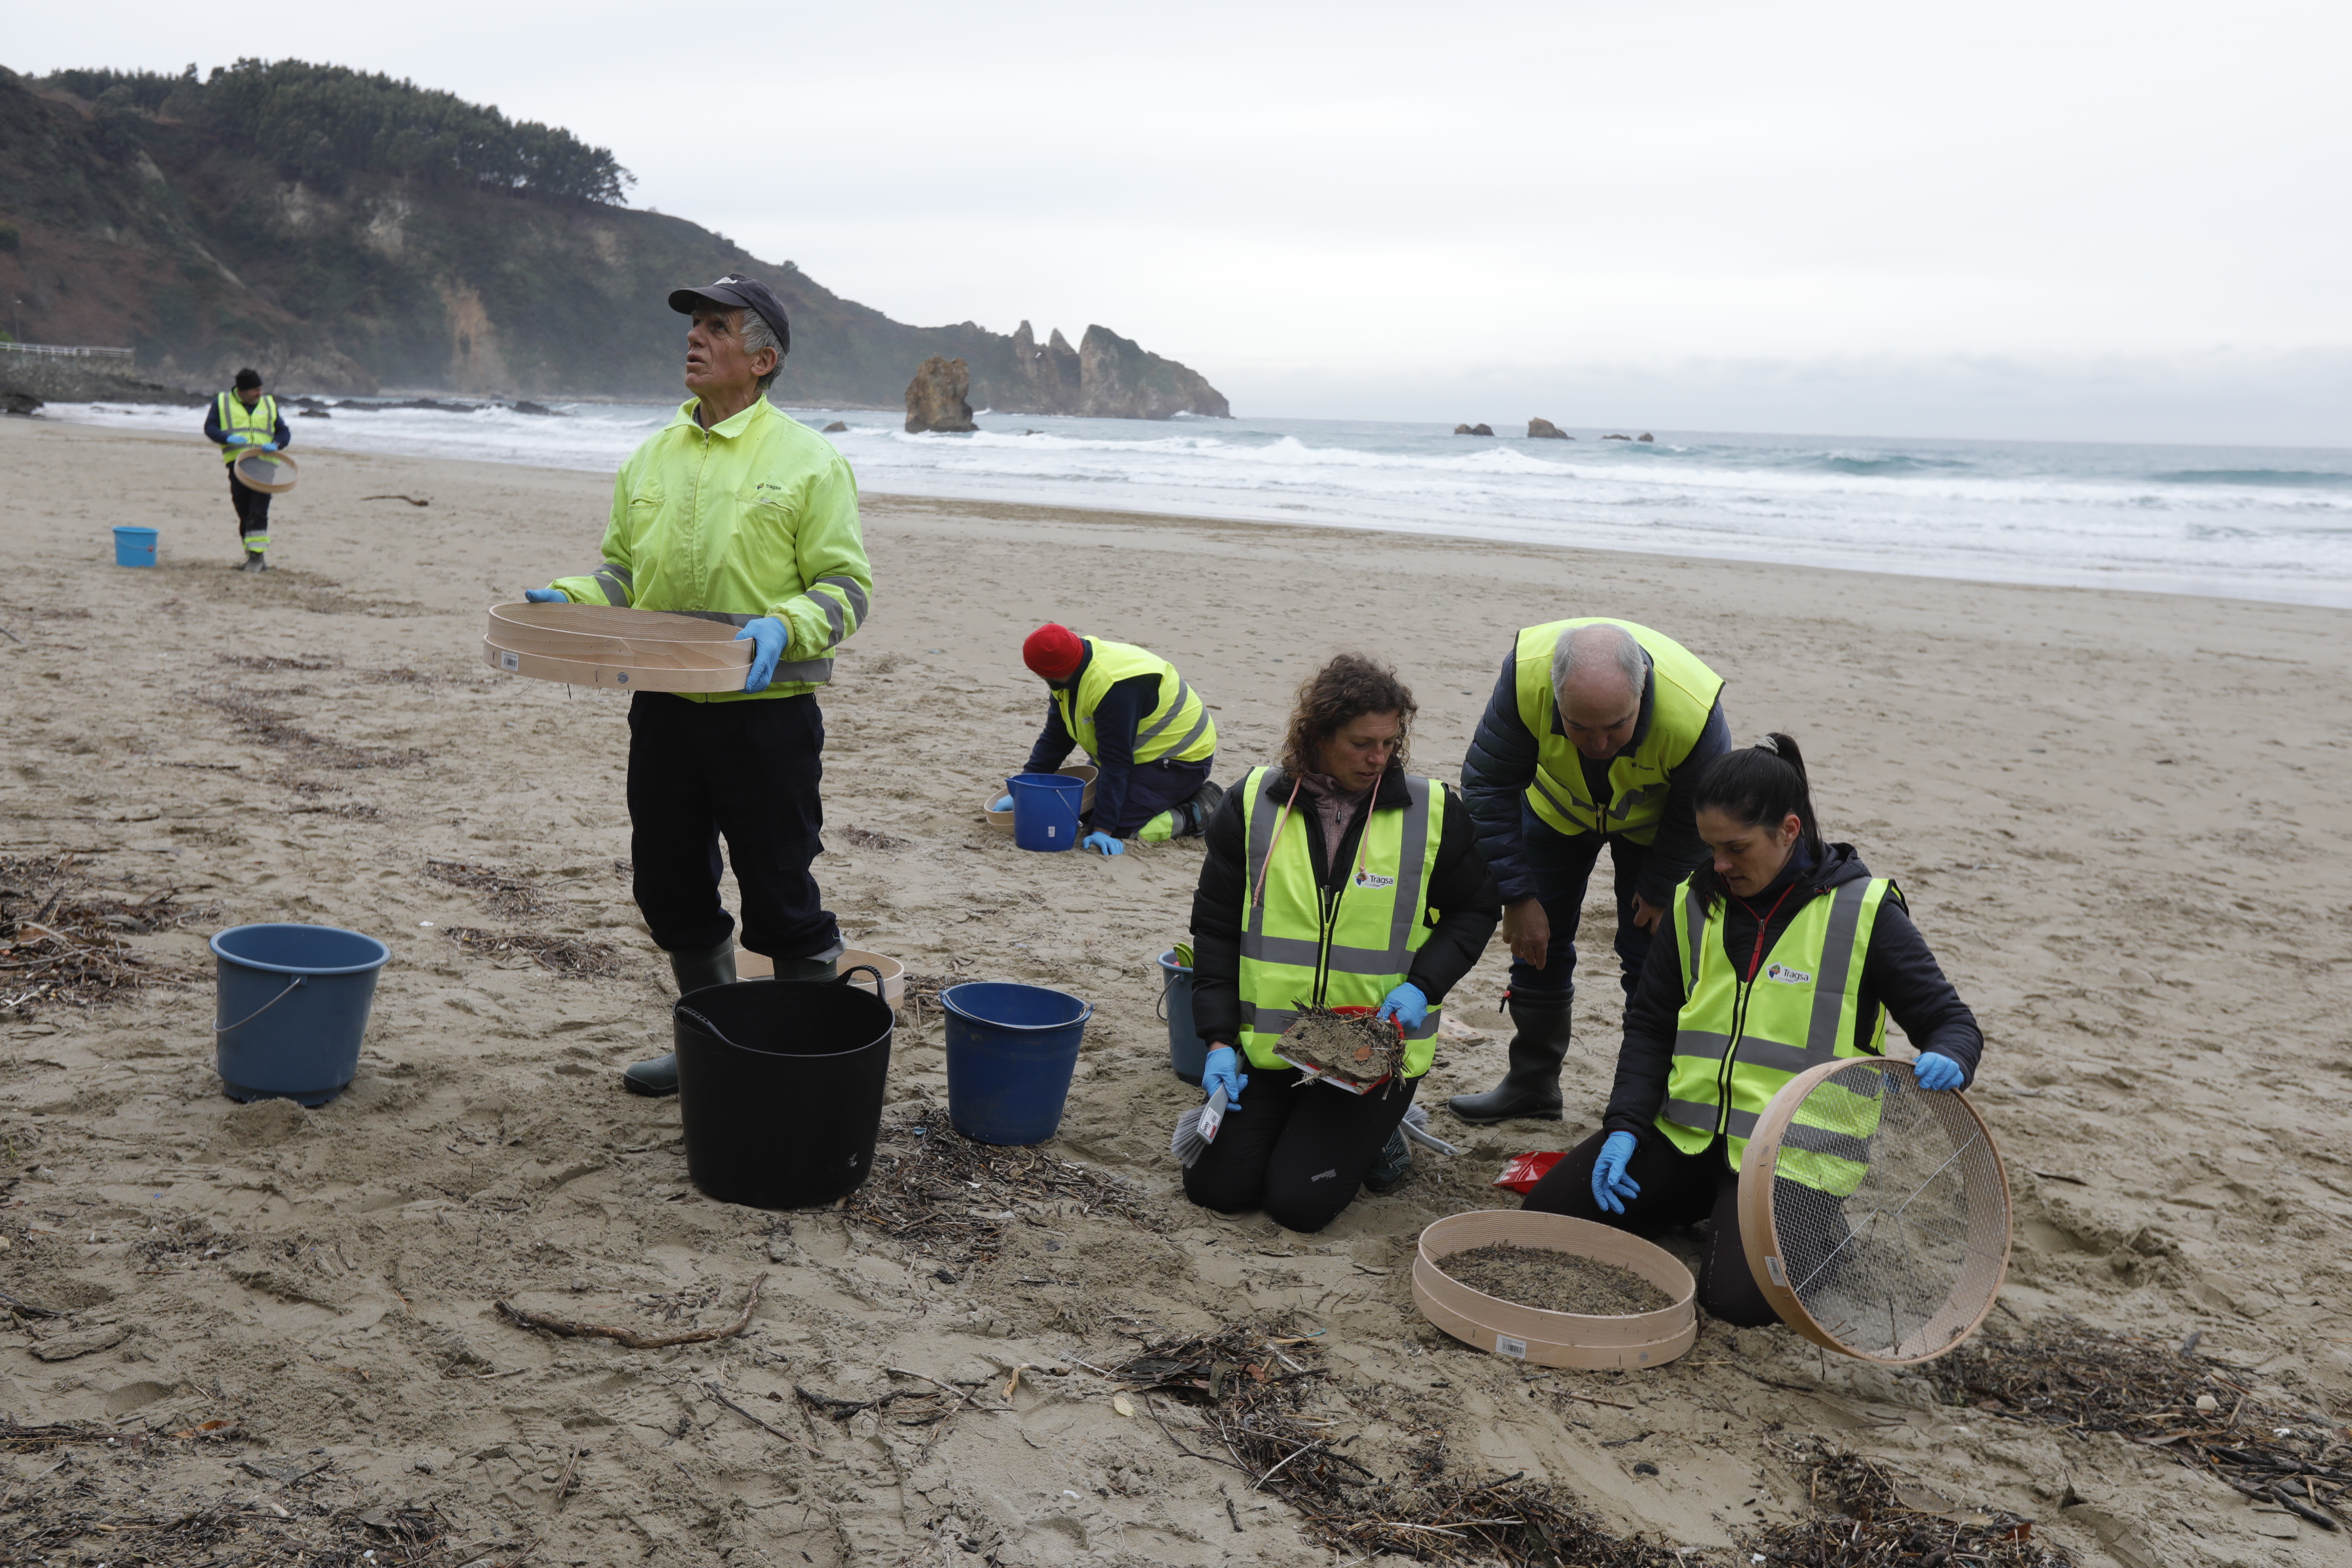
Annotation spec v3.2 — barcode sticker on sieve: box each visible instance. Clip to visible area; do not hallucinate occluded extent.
[1765,1256,1787,1286]
[499,650,520,671]
[1495,1334,1528,1359]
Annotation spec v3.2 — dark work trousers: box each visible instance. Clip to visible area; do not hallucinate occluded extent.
[1509,807,1653,1000]
[1092,754,1214,837]
[1183,1071,1419,1234]
[1520,1128,1776,1326]
[228,469,272,547]
[625,690,839,962]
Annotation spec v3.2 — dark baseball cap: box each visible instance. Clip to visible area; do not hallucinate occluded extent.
[668,273,790,357]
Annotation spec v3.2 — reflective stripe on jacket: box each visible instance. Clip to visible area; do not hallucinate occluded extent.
[547,397,872,703]
[1234,765,1443,1077]
[1657,875,1894,1190]
[213,393,279,462]
[1510,619,1723,843]
[1051,638,1217,766]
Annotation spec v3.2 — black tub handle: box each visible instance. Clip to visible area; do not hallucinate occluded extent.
[837,963,886,1002]
[675,1002,740,1051]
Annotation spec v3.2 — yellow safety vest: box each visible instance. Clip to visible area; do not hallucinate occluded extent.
[215,392,279,463]
[1510,619,1723,843]
[1233,766,1444,1078]
[1656,876,1894,1192]
[1052,638,1217,766]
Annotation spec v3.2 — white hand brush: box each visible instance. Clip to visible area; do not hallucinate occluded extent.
[1399,1103,1459,1155]
[1169,1085,1229,1168]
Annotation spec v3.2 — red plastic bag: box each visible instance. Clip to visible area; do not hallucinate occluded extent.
[1492,1151,1563,1194]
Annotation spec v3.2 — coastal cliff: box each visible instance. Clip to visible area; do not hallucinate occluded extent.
[0,61,1228,417]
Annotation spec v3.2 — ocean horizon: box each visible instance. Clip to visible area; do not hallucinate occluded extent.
[52,399,2352,610]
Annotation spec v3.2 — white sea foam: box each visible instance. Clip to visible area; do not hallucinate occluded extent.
[50,400,2352,606]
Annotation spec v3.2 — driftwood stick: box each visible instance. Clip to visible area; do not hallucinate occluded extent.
[0,1285,65,1320]
[494,1274,764,1349]
[702,1381,800,1445]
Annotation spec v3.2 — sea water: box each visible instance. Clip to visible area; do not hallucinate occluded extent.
[58,401,2352,607]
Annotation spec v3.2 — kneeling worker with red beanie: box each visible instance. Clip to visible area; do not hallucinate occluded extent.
[997,625,1221,855]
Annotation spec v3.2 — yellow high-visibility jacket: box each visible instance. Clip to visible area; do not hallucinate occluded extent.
[548,398,872,702]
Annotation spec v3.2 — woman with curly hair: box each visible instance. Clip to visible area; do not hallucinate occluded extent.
[1182,653,1500,1231]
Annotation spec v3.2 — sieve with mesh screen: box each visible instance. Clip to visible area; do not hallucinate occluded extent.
[231,450,300,494]
[1737,1057,2011,1364]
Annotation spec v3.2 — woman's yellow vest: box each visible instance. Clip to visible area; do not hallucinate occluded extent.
[1052,639,1217,766]
[214,392,279,462]
[1233,767,1443,1078]
[1510,619,1723,842]
[1658,876,1896,1193]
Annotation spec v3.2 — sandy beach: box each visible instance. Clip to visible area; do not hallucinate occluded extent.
[3,411,2349,1566]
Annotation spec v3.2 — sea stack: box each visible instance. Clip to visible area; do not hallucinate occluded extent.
[905,357,977,434]
[1528,418,1572,440]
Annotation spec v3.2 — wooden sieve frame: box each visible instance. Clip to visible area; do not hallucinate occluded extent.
[734,948,906,1006]
[1737,1057,2012,1364]
[483,602,753,693]
[231,451,301,494]
[1411,1210,1698,1371]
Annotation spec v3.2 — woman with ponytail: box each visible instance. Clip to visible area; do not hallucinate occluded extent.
[1520,732,1985,1325]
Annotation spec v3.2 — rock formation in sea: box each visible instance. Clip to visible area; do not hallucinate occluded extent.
[1073,326,1231,421]
[1455,423,1495,437]
[905,357,977,434]
[1009,322,1084,415]
[1603,433,1632,440]
[1528,418,1572,440]
[1638,433,1654,442]
[822,420,848,433]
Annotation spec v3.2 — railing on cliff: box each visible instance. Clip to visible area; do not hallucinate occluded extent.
[0,344,136,361]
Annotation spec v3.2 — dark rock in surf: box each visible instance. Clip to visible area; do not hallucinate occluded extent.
[1456,423,1494,437]
[822,420,848,433]
[1603,433,1632,440]
[905,356,977,434]
[1528,418,1572,440]
[1637,432,1654,442]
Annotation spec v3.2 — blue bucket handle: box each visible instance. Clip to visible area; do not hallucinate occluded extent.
[213,974,306,1033]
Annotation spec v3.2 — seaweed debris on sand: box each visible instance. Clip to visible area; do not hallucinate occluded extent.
[1278,1002,1403,1085]
[1439,1242,1674,1316]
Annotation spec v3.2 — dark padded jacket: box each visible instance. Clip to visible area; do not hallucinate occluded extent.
[1458,639,1731,909]
[1188,767,1501,1047]
[1602,841,1985,1137]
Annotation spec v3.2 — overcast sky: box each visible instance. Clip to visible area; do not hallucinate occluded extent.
[14,2,2349,443]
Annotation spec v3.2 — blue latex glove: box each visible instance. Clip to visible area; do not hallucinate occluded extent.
[735,616,786,692]
[523,588,567,604]
[1082,831,1123,857]
[225,432,252,446]
[1591,1131,1641,1215]
[989,794,1014,812]
[1374,981,1428,1032]
[1202,1045,1249,1108]
[258,441,280,452]
[1915,1052,1966,1091]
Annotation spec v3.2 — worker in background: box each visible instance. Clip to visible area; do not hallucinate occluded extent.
[1183,653,1500,1225]
[203,367,290,572]
[994,624,1222,854]
[519,273,873,1097]
[1518,734,1983,1324]
[1449,619,1731,1124]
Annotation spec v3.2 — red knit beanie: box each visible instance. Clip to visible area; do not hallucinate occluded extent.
[1022,623,1085,680]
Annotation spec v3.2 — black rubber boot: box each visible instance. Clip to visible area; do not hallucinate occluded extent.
[1362,1126,1414,1193]
[1446,989,1573,1124]
[1180,779,1224,837]
[623,938,739,1097]
[768,938,844,984]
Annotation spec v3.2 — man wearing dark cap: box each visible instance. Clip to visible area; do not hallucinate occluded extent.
[203,367,291,571]
[995,624,1220,855]
[521,273,874,1096]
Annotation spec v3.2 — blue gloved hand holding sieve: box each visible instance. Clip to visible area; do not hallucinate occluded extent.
[736,616,786,692]
[524,589,567,604]
[1914,1052,1966,1091]
[989,794,1014,812]
[1374,981,1427,1032]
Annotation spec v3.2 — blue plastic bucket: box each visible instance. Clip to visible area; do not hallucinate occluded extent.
[1006,771,1085,852]
[113,526,159,568]
[209,924,390,1106]
[940,981,1094,1144]
[1160,949,1205,1084]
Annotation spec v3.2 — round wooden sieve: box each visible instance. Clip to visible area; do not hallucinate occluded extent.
[231,451,300,494]
[1738,1057,2011,1364]
[483,602,752,693]
[1412,1210,1697,1371]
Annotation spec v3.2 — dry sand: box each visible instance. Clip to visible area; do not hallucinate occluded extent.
[2,411,2349,1566]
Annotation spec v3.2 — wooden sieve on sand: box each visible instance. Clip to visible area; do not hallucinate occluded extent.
[482,602,753,692]
[733,948,905,1006]
[1412,1210,1698,1371]
[1738,1057,2012,1365]
[983,765,1096,831]
[231,450,300,494]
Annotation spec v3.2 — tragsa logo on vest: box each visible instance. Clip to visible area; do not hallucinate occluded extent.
[1352,869,1396,890]
[1764,962,1812,985]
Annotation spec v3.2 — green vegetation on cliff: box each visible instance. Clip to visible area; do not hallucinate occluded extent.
[0,60,1226,415]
